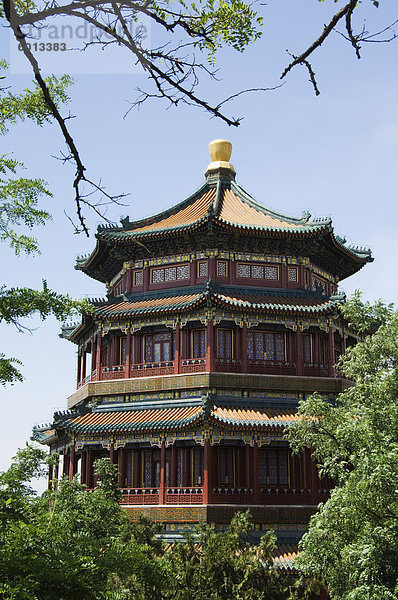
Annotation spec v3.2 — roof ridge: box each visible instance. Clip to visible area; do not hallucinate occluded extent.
[116,182,211,232]
[230,182,313,226]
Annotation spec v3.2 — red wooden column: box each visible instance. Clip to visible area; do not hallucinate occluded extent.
[170,445,177,487]
[253,442,260,504]
[328,326,335,377]
[86,448,93,488]
[281,262,288,288]
[69,444,76,481]
[241,323,248,373]
[159,441,166,504]
[118,447,126,488]
[82,351,87,383]
[76,351,82,388]
[110,442,115,464]
[125,329,131,379]
[126,269,132,292]
[62,452,69,477]
[96,333,102,381]
[296,327,303,376]
[174,323,180,374]
[143,266,149,291]
[206,320,215,372]
[203,438,210,504]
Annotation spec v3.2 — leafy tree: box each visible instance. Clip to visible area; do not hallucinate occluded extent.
[287,293,398,600]
[0,450,166,600]
[3,0,395,228]
[0,61,89,386]
[161,511,293,600]
[0,448,293,600]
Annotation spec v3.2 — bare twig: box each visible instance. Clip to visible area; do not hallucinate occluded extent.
[281,0,359,94]
[215,84,284,110]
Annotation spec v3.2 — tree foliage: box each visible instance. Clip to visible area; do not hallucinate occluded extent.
[0,61,89,386]
[287,294,398,600]
[0,448,292,600]
[162,511,293,600]
[3,0,396,231]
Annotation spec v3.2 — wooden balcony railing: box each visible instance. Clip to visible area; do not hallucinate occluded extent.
[88,486,324,505]
[77,359,335,387]
[303,363,329,377]
[119,487,203,504]
[260,487,311,503]
[180,358,206,373]
[212,487,253,504]
[248,361,296,376]
[120,488,160,505]
[166,487,203,504]
[102,365,125,380]
[130,361,174,378]
[215,359,241,373]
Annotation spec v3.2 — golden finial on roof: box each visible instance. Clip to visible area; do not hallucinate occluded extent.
[205,139,235,179]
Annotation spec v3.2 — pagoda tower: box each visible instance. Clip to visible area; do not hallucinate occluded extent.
[33,139,372,545]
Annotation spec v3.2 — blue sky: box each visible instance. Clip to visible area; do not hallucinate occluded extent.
[1,0,397,480]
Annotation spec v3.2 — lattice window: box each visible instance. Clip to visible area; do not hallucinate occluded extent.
[320,336,328,364]
[258,448,289,486]
[143,451,152,487]
[193,329,206,358]
[217,261,227,277]
[198,261,208,278]
[247,331,285,362]
[278,451,288,485]
[165,266,177,281]
[125,451,133,487]
[312,276,327,293]
[302,334,312,363]
[192,448,203,486]
[265,333,275,361]
[275,333,285,362]
[219,447,234,485]
[237,263,251,278]
[255,332,265,360]
[252,265,264,279]
[258,452,267,485]
[264,266,278,280]
[177,449,182,486]
[247,332,255,359]
[268,450,278,484]
[177,264,189,280]
[121,337,127,365]
[144,336,153,363]
[288,267,298,282]
[151,264,189,283]
[217,329,232,359]
[134,270,143,286]
[145,331,173,363]
[152,268,164,283]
